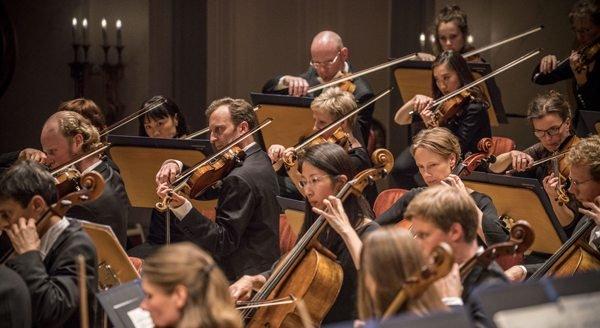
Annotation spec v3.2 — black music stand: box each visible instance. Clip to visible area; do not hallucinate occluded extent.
[462,172,567,255]
[96,279,153,328]
[250,92,314,149]
[393,60,507,126]
[325,308,473,328]
[576,110,600,137]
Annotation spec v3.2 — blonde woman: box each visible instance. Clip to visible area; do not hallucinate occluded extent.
[141,242,242,328]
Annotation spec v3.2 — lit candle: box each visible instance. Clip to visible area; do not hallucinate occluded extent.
[116,19,122,47]
[82,18,88,44]
[101,18,108,46]
[72,17,78,44]
[419,33,426,51]
[429,34,436,45]
[467,34,474,45]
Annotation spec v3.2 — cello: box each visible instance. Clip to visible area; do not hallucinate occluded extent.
[241,149,394,327]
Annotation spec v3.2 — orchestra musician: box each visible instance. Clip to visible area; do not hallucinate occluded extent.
[155,97,280,282]
[141,242,242,328]
[40,111,131,246]
[488,91,582,236]
[261,30,375,146]
[268,87,377,203]
[0,265,31,328]
[378,127,507,246]
[506,134,600,281]
[0,160,97,328]
[406,185,508,328]
[392,51,491,189]
[532,0,600,113]
[229,143,380,324]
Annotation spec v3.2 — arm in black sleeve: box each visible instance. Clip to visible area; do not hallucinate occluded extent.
[473,193,509,245]
[454,103,490,153]
[531,59,573,85]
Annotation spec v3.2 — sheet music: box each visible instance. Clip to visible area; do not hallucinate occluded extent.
[126,308,154,328]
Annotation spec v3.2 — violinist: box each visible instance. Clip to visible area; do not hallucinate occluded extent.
[141,242,242,328]
[268,87,376,203]
[406,185,508,328]
[229,143,379,324]
[0,160,97,328]
[532,0,600,113]
[40,111,130,246]
[392,51,491,188]
[155,98,280,281]
[488,91,582,235]
[378,128,507,246]
[138,95,189,138]
[261,30,375,146]
[357,227,452,321]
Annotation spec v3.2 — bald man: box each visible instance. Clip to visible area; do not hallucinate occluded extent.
[40,111,130,246]
[262,30,375,146]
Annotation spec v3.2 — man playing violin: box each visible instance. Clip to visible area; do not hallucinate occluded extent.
[406,185,507,328]
[533,0,600,114]
[39,111,130,247]
[489,91,581,236]
[0,160,97,328]
[155,97,280,282]
[261,30,375,146]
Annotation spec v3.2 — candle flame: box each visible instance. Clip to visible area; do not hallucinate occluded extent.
[82,18,88,28]
[429,34,436,43]
[72,18,77,27]
[101,18,107,28]
[419,33,426,42]
[116,19,122,29]
[467,35,474,44]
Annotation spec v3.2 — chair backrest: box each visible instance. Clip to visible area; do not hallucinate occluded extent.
[279,214,299,254]
[373,188,408,218]
[488,136,516,156]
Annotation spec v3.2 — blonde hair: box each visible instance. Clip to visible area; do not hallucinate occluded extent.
[311,87,357,128]
[410,127,461,161]
[405,185,478,243]
[142,243,243,328]
[51,111,102,153]
[568,135,600,181]
[357,228,447,320]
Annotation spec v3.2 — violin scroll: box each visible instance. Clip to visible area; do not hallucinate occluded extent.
[405,242,454,298]
[349,149,394,194]
[371,148,394,174]
[51,171,105,219]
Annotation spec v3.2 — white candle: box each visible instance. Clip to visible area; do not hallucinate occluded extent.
[101,18,108,46]
[419,33,426,51]
[116,19,122,47]
[82,18,88,44]
[467,34,474,45]
[72,17,78,44]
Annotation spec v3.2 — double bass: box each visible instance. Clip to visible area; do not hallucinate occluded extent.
[241,149,394,327]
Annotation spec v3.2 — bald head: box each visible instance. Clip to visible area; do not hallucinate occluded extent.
[310,31,348,82]
[311,31,344,50]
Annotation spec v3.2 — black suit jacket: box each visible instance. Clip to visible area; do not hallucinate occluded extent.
[463,261,508,328]
[174,144,281,281]
[66,160,131,247]
[262,63,375,146]
[6,219,98,328]
[0,265,31,328]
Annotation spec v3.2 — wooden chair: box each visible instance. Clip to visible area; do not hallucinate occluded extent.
[373,188,408,218]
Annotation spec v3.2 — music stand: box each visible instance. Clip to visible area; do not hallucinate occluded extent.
[96,279,153,328]
[393,60,507,126]
[462,172,567,255]
[106,135,216,212]
[324,308,473,328]
[276,196,306,236]
[80,220,139,290]
[250,92,314,149]
[576,110,600,136]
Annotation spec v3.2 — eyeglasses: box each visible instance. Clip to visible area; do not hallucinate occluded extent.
[309,51,341,68]
[533,121,566,138]
[298,174,332,189]
[569,176,594,187]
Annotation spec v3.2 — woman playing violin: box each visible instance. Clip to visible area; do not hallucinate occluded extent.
[377,127,508,247]
[138,95,189,139]
[532,0,600,114]
[489,91,582,236]
[392,51,491,189]
[229,143,379,324]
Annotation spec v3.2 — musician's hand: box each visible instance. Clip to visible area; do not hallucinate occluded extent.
[5,217,40,255]
[542,173,560,200]
[229,274,266,301]
[441,174,468,195]
[412,95,434,114]
[282,75,309,97]
[539,55,557,74]
[569,51,588,85]
[435,263,462,298]
[18,148,48,165]
[579,196,600,226]
[156,183,185,208]
[155,161,180,185]
[416,52,436,61]
[505,265,527,282]
[510,151,534,172]
[268,144,286,163]
[312,196,353,235]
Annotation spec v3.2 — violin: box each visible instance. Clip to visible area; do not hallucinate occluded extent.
[427,90,473,129]
[381,243,454,320]
[460,220,534,282]
[573,37,600,74]
[0,171,105,264]
[54,167,82,197]
[242,149,394,327]
[155,118,273,212]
